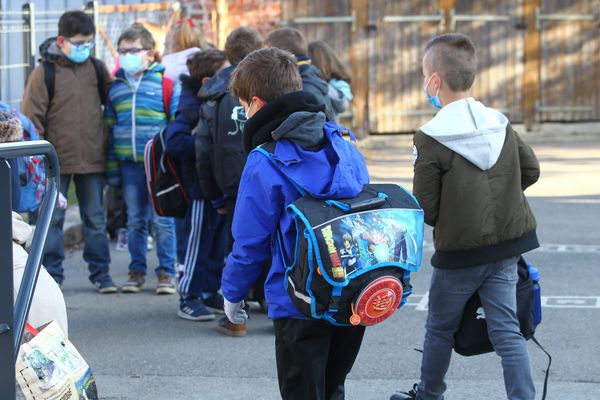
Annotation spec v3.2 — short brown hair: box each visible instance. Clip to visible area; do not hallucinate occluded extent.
[224,27,263,65]
[187,49,227,82]
[308,40,351,83]
[230,48,302,103]
[265,27,308,57]
[118,22,156,50]
[424,33,477,92]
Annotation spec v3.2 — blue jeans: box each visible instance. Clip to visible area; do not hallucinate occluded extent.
[121,162,176,276]
[417,257,535,400]
[43,173,111,284]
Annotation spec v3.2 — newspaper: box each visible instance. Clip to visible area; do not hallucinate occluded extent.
[15,320,98,400]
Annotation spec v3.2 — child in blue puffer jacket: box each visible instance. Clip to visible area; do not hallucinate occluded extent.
[222,47,370,400]
[105,24,180,295]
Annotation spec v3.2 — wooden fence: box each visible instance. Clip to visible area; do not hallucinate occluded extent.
[283,0,600,134]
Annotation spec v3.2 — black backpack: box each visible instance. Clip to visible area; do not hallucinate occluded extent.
[253,124,425,326]
[143,128,189,218]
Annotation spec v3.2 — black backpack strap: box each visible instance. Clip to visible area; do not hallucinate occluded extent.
[90,57,106,104]
[531,335,551,400]
[43,61,55,103]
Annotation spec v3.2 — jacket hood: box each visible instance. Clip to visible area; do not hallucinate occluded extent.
[198,64,234,100]
[12,212,33,245]
[179,74,202,95]
[271,120,369,199]
[299,64,329,98]
[39,37,73,66]
[420,97,508,170]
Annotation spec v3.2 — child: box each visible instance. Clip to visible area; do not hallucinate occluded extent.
[265,28,334,120]
[165,49,229,321]
[162,19,210,81]
[308,39,353,122]
[222,47,369,398]
[105,23,181,295]
[194,27,263,335]
[21,10,114,293]
[391,33,540,400]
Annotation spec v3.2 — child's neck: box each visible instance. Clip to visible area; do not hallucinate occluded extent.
[440,90,471,107]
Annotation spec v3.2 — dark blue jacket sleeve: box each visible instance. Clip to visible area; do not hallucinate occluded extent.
[165,83,201,158]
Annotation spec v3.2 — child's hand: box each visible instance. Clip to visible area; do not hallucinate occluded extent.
[224,299,247,325]
[56,193,68,210]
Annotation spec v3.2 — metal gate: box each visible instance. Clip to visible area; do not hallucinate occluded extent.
[538,0,599,121]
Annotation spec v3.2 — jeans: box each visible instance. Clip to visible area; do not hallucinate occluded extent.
[121,162,176,276]
[43,173,111,284]
[417,256,535,400]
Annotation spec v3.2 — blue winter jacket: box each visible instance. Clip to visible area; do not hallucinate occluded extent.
[221,111,369,320]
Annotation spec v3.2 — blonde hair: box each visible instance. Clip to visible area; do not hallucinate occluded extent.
[172,21,209,52]
[308,40,352,83]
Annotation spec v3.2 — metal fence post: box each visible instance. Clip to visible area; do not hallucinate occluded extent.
[84,1,99,57]
[0,159,15,399]
[22,2,36,75]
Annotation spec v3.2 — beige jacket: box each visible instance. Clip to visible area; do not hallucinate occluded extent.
[21,38,111,175]
[12,212,68,337]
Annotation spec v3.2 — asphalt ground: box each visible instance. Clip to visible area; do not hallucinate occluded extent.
[58,132,600,399]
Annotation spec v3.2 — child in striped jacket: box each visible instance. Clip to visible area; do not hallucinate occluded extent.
[105,23,181,295]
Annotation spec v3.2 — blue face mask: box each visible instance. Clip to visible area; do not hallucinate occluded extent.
[119,53,146,75]
[424,74,442,109]
[67,43,92,64]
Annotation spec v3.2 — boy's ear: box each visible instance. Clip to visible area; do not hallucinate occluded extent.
[201,77,211,85]
[56,35,66,47]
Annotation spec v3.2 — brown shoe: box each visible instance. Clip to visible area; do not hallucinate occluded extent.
[121,270,146,293]
[156,270,176,295]
[217,316,247,337]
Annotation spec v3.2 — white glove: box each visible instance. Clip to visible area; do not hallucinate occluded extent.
[224,298,248,325]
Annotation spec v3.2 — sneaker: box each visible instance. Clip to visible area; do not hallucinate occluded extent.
[115,228,128,251]
[178,297,216,321]
[217,316,247,337]
[203,293,225,314]
[156,271,176,295]
[390,383,418,400]
[121,271,146,293]
[94,276,118,294]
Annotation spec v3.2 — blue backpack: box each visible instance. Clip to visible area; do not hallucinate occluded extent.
[253,123,424,326]
[0,103,47,212]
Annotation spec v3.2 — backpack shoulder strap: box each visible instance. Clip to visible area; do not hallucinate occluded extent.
[43,61,55,103]
[162,76,174,120]
[90,57,106,104]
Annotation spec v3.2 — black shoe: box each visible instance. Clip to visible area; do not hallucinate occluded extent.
[203,293,225,314]
[390,383,418,400]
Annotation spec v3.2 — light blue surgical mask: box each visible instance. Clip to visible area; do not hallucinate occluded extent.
[119,53,145,75]
[423,74,442,109]
[67,42,93,64]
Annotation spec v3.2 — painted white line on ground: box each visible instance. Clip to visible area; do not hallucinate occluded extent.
[404,295,600,311]
[421,242,600,253]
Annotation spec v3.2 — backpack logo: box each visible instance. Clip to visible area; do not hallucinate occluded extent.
[227,106,247,136]
[476,307,486,320]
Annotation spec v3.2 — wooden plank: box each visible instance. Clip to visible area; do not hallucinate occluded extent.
[350,0,369,137]
[522,0,541,127]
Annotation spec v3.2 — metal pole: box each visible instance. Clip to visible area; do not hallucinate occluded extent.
[0,158,15,400]
[22,2,36,74]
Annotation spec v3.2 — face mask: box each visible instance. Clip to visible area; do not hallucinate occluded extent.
[67,45,91,64]
[120,53,146,75]
[424,74,442,109]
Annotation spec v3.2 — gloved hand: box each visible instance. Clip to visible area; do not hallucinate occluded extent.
[224,298,248,325]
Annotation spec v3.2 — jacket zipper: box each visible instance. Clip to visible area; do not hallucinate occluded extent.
[131,87,138,162]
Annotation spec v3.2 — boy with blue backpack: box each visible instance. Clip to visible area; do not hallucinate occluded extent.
[390,33,540,400]
[222,47,370,399]
[105,23,180,295]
